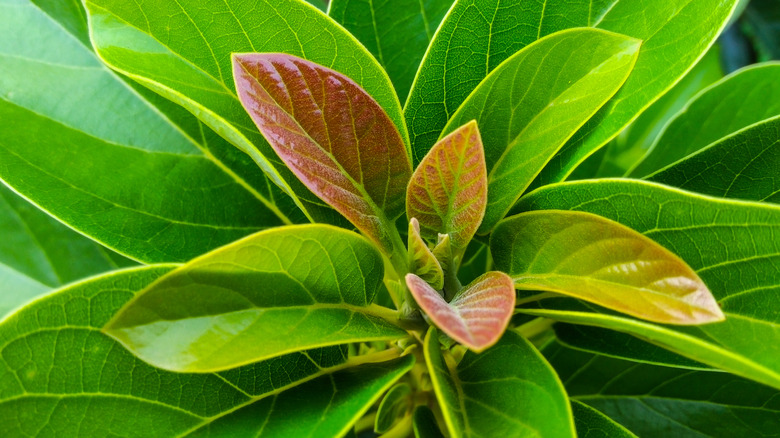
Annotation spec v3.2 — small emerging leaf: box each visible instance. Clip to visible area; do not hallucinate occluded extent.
[408,218,445,290]
[233,53,412,253]
[406,272,515,352]
[407,120,488,251]
[492,210,724,325]
[375,382,412,433]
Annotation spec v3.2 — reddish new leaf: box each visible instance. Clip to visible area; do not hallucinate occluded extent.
[406,272,515,352]
[408,218,444,290]
[233,53,412,252]
[406,120,487,250]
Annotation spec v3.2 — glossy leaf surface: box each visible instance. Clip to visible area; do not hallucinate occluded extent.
[576,47,723,179]
[492,210,723,325]
[234,53,412,253]
[0,0,289,263]
[632,62,780,177]
[329,0,452,101]
[85,0,408,221]
[0,265,406,436]
[404,0,619,162]
[424,328,575,438]
[407,272,514,352]
[515,179,780,389]
[408,218,445,290]
[407,120,487,250]
[535,0,739,187]
[571,400,637,438]
[106,226,406,372]
[0,184,135,316]
[546,341,780,437]
[443,28,639,232]
[649,115,780,203]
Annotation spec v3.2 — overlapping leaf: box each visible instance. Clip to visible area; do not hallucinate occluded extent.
[413,405,445,438]
[0,265,411,436]
[648,115,780,203]
[0,0,290,263]
[515,179,780,389]
[571,401,638,438]
[573,47,723,179]
[0,184,134,317]
[632,62,780,177]
[408,218,445,290]
[404,0,619,162]
[85,0,409,221]
[105,225,407,372]
[424,328,576,438]
[534,0,740,187]
[329,0,453,101]
[545,341,780,437]
[234,53,411,254]
[407,120,487,250]
[442,28,639,232]
[375,382,412,433]
[492,210,723,325]
[407,272,514,352]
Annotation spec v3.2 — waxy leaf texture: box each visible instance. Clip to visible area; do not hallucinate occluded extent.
[234,53,412,254]
[493,210,724,325]
[407,120,487,251]
[105,225,406,372]
[407,272,515,352]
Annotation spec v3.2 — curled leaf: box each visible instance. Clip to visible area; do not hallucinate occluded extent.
[406,272,515,352]
[408,218,444,290]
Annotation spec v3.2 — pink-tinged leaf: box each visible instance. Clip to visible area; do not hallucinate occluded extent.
[233,53,412,252]
[406,272,515,352]
[407,120,487,250]
[491,210,725,325]
[408,218,444,290]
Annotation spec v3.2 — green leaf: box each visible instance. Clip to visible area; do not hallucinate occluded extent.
[745,0,780,60]
[413,405,446,438]
[647,115,780,203]
[375,382,412,433]
[631,62,780,177]
[407,120,488,251]
[30,0,91,47]
[85,0,409,222]
[0,265,402,436]
[105,225,407,372]
[492,210,723,325]
[514,179,780,389]
[443,29,640,233]
[404,0,619,162]
[408,272,514,352]
[534,0,740,187]
[574,46,723,179]
[554,323,710,370]
[571,400,638,438]
[0,184,135,317]
[329,0,452,101]
[424,328,576,438]
[233,53,412,255]
[408,218,445,290]
[184,355,415,437]
[545,340,780,437]
[0,0,290,263]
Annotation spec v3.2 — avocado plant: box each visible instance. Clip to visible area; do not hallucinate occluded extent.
[1,0,779,436]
